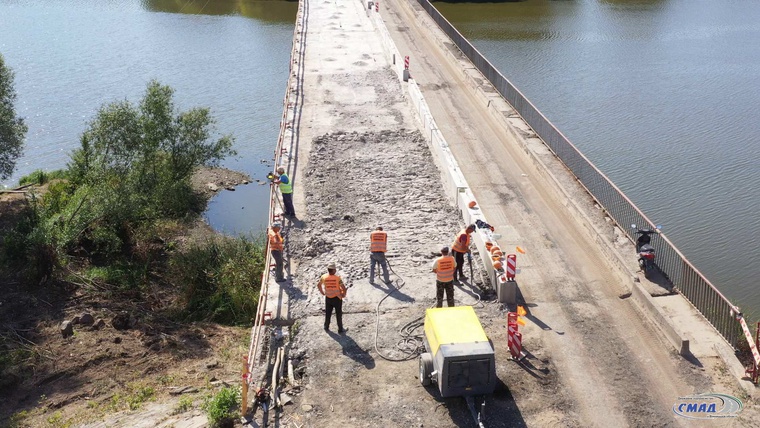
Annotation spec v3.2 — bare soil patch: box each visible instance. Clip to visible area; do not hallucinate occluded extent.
[0,168,251,428]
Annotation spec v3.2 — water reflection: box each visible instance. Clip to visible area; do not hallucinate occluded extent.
[142,0,297,21]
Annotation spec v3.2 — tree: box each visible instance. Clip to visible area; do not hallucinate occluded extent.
[67,80,235,216]
[70,80,234,186]
[0,53,27,181]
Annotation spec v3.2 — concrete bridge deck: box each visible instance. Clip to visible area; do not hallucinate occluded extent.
[253,0,759,426]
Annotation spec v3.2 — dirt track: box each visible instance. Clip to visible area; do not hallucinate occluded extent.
[261,0,758,427]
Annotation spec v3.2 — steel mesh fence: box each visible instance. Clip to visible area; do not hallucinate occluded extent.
[415,0,742,348]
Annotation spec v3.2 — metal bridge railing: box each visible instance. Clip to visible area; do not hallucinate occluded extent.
[243,0,305,413]
[414,0,744,349]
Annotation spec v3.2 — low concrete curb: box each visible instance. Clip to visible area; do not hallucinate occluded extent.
[630,280,690,356]
[372,0,745,376]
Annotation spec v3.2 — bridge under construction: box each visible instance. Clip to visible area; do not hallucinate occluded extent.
[242,0,759,426]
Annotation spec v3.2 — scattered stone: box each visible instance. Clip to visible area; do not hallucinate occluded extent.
[301,404,313,412]
[60,320,74,338]
[78,313,95,326]
[71,316,81,325]
[111,313,132,330]
[169,386,199,396]
[94,319,106,330]
[206,182,219,192]
[225,186,235,191]
[205,360,219,369]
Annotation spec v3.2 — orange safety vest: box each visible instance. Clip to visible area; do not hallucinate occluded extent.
[268,229,284,251]
[321,274,345,299]
[451,229,471,254]
[433,255,456,282]
[369,230,387,253]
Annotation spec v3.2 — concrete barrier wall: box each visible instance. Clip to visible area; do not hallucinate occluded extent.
[365,4,509,293]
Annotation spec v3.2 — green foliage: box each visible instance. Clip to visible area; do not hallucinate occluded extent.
[1,197,58,283]
[125,384,155,410]
[203,386,240,427]
[85,262,148,289]
[18,169,68,186]
[105,383,156,412]
[174,395,194,415]
[171,235,265,325]
[6,80,235,282]
[0,53,28,180]
[7,409,31,428]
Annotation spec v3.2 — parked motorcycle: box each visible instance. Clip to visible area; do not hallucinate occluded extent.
[631,224,662,277]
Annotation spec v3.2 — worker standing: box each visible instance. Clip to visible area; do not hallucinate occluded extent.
[273,166,296,217]
[451,224,475,283]
[317,263,347,334]
[268,222,285,282]
[432,247,456,307]
[369,226,391,284]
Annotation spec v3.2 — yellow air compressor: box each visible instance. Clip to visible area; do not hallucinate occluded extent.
[419,306,495,426]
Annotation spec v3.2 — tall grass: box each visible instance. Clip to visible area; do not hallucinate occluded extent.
[17,169,68,186]
[171,235,265,325]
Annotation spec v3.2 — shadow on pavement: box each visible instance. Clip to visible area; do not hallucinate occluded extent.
[327,330,375,369]
[370,279,415,302]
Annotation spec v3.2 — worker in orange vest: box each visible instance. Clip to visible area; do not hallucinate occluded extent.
[451,224,475,283]
[317,263,348,334]
[269,222,285,282]
[432,247,456,307]
[369,226,391,284]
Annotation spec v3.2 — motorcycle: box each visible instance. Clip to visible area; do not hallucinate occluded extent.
[631,224,662,277]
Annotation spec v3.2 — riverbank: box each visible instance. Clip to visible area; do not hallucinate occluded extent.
[0,167,256,428]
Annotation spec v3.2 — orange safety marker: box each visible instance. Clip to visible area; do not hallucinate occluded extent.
[516,305,526,326]
[516,246,526,254]
[506,254,517,281]
[507,312,523,359]
[510,332,523,359]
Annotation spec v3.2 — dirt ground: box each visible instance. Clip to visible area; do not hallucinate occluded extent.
[0,168,251,428]
[250,0,760,427]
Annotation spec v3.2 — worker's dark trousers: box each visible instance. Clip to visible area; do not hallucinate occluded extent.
[324,296,344,330]
[453,251,466,280]
[436,280,455,307]
[282,192,296,217]
[271,250,284,281]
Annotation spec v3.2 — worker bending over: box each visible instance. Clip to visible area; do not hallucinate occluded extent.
[268,222,285,282]
[369,226,391,284]
[432,247,456,307]
[317,263,347,334]
[451,224,475,283]
[273,166,296,217]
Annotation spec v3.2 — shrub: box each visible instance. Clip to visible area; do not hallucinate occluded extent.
[8,81,236,282]
[18,168,68,186]
[203,386,240,427]
[171,235,265,325]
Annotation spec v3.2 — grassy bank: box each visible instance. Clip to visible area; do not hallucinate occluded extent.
[0,81,265,426]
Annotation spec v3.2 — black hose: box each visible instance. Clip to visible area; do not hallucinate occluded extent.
[373,259,426,362]
[373,259,485,362]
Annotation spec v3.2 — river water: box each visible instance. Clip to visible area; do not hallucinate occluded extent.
[0,0,297,236]
[434,0,760,319]
[2,0,758,317]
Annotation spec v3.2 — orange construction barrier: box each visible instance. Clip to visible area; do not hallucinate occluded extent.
[506,254,516,281]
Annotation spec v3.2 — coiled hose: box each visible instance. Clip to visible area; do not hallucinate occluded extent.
[373,258,483,362]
